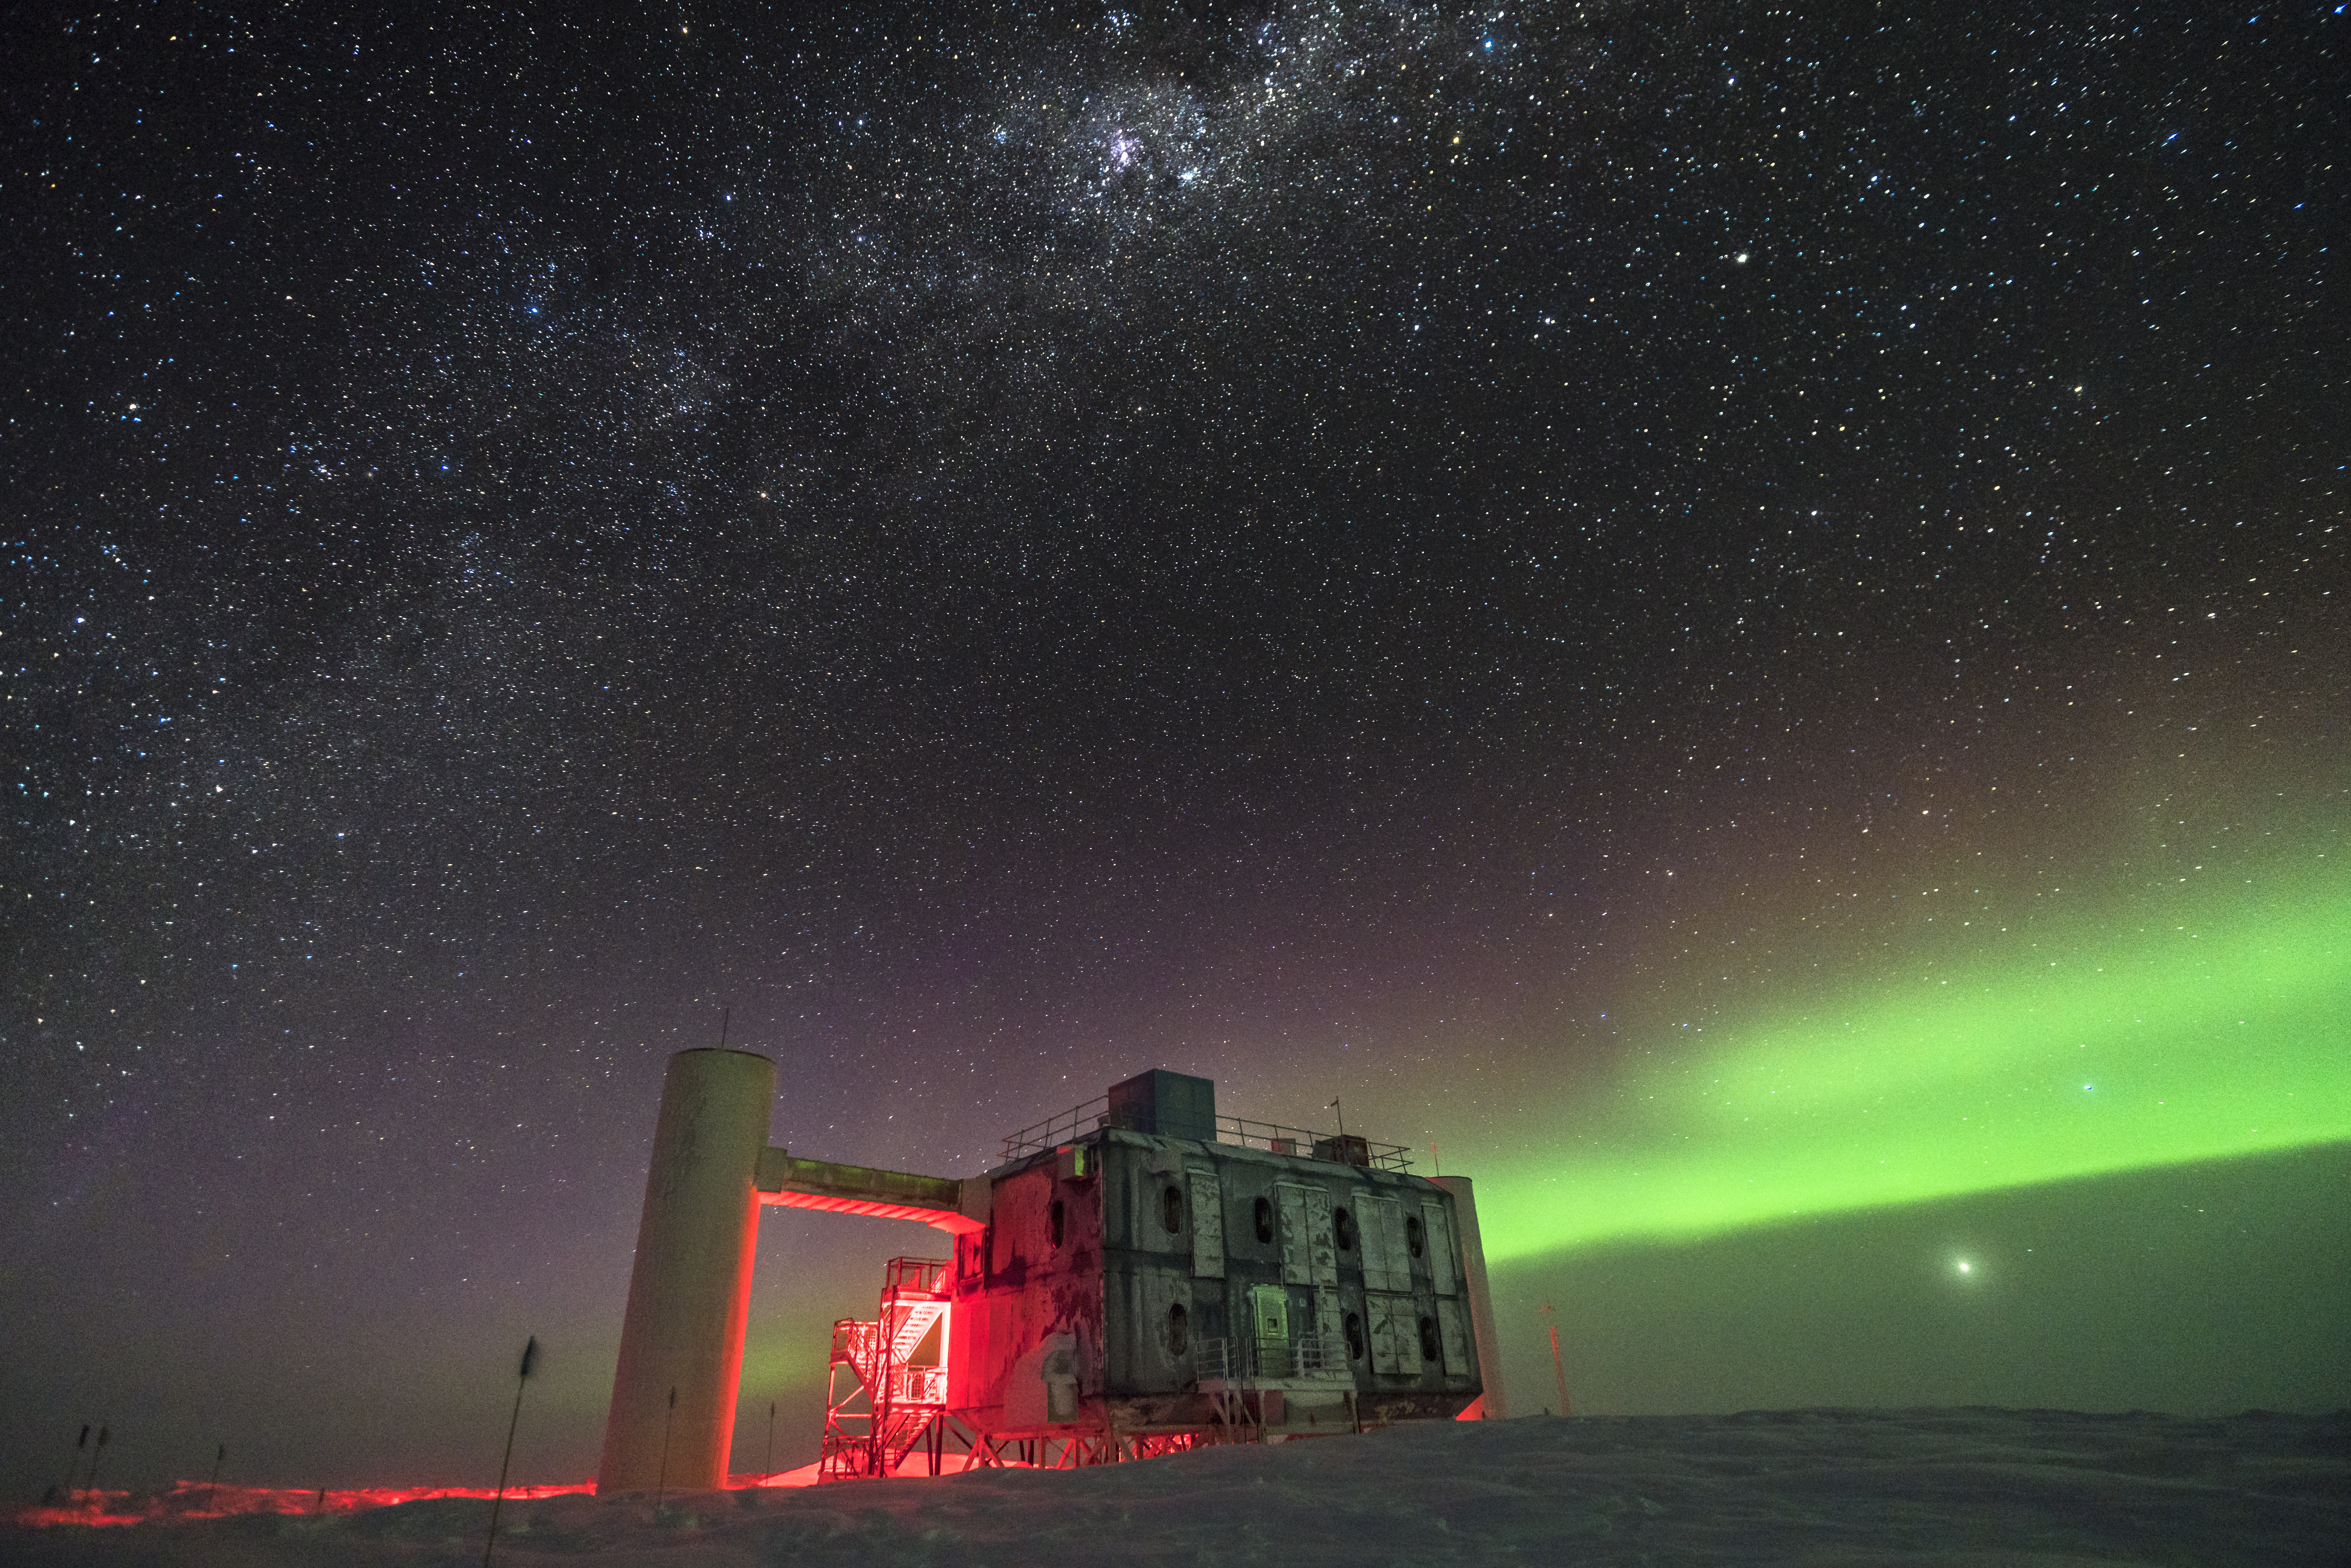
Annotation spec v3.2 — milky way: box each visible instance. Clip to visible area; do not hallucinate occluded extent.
[6,0,2345,1491]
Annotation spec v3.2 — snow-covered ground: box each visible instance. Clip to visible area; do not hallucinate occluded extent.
[6,1408,2343,1566]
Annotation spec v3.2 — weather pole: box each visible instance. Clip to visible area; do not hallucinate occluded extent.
[654,1386,678,1509]
[1539,1298,1572,1416]
[85,1425,111,1509]
[483,1335,538,1567]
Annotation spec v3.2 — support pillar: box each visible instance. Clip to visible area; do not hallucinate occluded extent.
[1434,1175,1508,1419]
[597,1048,776,1494]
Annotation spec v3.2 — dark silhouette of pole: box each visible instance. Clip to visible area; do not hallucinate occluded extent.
[654,1386,677,1509]
[202,1444,226,1514]
[763,1401,776,1480]
[85,1426,111,1509]
[483,1336,538,1568]
[66,1424,89,1502]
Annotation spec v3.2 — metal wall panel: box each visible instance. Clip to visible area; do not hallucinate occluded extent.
[1358,1193,1414,1293]
[1353,1192,1388,1291]
[1376,1196,1412,1293]
[953,1162,1109,1423]
[1106,1264,1195,1395]
[1421,1200,1458,1296]
[1313,1285,1342,1352]
[1136,1151,1193,1260]
[1369,1292,1424,1375]
[1436,1298,1472,1375]
[1188,1167,1225,1279]
[1304,1188,1338,1285]
[1276,1184,1312,1285]
[1366,1293,1397,1373]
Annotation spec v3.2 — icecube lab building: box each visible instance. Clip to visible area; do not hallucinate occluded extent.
[597,1050,1506,1492]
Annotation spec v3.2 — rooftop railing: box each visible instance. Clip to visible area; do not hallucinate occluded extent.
[881,1256,951,1297]
[999,1100,1413,1172]
[999,1095,1112,1159]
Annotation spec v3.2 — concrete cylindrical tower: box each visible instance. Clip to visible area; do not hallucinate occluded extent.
[597,1048,776,1494]
[1433,1175,1508,1420]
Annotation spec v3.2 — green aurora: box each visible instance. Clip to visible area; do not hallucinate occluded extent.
[1477,857,2351,1264]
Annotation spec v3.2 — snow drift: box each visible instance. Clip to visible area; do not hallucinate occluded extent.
[6,1408,2343,1566]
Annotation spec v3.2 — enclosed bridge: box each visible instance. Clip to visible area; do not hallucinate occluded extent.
[596,1051,1508,1493]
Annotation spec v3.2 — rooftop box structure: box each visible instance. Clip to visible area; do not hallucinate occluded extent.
[1104,1068,1219,1142]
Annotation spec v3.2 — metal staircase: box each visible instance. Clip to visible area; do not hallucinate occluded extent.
[819,1257,953,1480]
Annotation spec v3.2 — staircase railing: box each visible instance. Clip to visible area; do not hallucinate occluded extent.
[821,1257,953,1481]
[1196,1333,1351,1384]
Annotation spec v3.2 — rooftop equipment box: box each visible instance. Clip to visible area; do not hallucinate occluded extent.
[1104,1068,1220,1142]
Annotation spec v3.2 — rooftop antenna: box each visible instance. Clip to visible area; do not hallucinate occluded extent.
[1326,1096,1345,1141]
[718,1006,730,1050]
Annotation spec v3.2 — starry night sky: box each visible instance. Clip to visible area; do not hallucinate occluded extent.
[6,0,2347,1495]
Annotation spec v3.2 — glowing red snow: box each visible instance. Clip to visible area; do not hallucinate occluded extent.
[7,1478,594,1529]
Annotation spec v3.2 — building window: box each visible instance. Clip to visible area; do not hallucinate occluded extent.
[1344,1311,1365,1362]
[1405,1214,1425,1258]
[1162,1183,1185,1234]
[1050,1198,1065,1250]
[1333,1206,1356,1252]
[1167,1301,1190,1357]
[1254,1195,1274,1244]
[1418,1315,1441,1364]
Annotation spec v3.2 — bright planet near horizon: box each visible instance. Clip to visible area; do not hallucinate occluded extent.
[5,0,2346,1502]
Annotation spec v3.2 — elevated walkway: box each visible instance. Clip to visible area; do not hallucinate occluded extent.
[756,1150,987,1233]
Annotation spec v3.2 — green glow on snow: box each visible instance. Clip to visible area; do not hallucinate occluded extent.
[1478,860,2351,1262]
